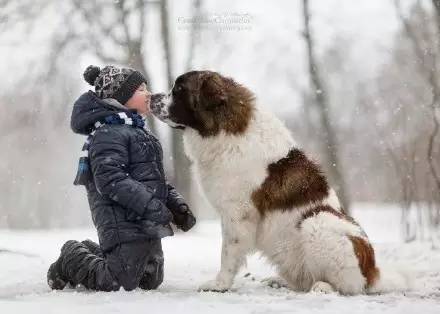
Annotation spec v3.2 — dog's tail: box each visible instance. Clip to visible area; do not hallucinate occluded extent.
[367,263,413,294]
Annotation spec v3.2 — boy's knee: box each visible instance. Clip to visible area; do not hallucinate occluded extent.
[116,269,142,291]
[92,265,122,291]
[139,257,164,290]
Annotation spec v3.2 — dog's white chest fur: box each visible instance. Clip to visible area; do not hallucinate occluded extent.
[183,108,294,213]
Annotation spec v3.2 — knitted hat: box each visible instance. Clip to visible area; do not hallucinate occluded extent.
[83,65,147,105]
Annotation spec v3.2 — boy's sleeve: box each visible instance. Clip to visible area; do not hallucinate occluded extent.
[166,182,188,211]
[89,127,162,216]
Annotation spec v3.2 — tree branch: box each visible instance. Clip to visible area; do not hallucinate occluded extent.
[0,0,51,34]
[72,0,127,47]
[301,0,350,211]
[114,0,133,47]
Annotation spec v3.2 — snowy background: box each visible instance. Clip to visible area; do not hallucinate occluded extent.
[1,0,440,312]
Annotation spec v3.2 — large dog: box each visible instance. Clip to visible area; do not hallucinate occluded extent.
[151,71,410,294]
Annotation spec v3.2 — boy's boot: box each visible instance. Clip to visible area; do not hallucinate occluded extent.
[47,240,77,290]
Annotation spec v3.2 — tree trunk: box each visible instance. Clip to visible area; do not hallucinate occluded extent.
[301,0,350,212]
[159,0,193,205]
[185,0,202,71]
[428,0,440,192]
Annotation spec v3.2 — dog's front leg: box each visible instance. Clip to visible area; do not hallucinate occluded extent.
[199,213,256,292]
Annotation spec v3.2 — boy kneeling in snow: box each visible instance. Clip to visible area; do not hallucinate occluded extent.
[47,65,196,291]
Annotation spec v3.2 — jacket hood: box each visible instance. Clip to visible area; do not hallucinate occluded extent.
[71,91,133,135]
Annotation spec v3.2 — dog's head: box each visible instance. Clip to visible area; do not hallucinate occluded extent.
[151,71,255,137]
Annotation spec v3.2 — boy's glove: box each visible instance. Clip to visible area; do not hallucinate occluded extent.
[143,198,173,225]
[171,204,196,232]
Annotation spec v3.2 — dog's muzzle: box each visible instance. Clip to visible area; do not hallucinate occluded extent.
[150,93,185,129]
[150,93,167,117]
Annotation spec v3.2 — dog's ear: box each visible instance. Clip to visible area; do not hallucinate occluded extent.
[199,72,227,109]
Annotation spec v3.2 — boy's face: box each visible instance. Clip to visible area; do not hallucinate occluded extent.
[125,83,151,115]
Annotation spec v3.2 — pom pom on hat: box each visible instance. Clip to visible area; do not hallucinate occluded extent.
[83,65,101,86]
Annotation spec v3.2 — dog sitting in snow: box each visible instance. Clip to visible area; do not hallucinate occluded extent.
[150,71,410,294]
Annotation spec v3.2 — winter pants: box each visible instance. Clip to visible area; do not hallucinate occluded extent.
[61,238,164,291]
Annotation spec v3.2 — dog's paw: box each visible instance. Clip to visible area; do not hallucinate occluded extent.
[261,276,289,289]
[198,279,230,293]
[310,281,335,294]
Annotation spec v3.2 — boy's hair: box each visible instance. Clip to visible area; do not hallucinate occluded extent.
[83,65,147,105]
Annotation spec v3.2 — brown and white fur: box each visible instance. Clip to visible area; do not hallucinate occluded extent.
[150,71,411,295]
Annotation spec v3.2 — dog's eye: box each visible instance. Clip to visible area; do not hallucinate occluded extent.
[174,85,182,92]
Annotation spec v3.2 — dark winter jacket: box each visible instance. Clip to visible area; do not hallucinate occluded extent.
[71,91,188,251]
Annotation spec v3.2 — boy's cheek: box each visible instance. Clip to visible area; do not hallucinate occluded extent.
[145,98,151,113]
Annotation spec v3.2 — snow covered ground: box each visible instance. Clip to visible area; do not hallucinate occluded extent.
[1,206,440,314]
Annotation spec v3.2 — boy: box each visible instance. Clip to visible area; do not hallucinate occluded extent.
[47,65,196,291]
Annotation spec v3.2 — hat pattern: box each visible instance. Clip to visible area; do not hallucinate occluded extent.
[83,65,147,105]
[95,67,134,99]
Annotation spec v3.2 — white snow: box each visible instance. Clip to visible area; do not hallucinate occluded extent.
[0,205,440,314]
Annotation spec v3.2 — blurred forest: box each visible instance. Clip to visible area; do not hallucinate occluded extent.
[0,0,439,243]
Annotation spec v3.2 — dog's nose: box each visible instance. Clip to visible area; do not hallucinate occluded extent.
[151,93,165,103]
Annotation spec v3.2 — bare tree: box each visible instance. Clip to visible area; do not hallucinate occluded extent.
[48,0,160,132]
[159,0,173,89]
[385,137,418,242]
[159,0,201,208]
[428,0,440,192]
[355,0,440,241]
[301,0,350,212]
[185,0,202,71]
[395,0,440,192]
